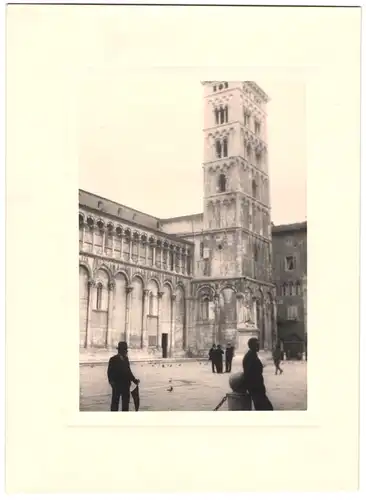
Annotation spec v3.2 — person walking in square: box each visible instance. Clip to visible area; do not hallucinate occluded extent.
[225,342,235,373]
[107,341,140,411]
[273,343,283,375]
[208,344,217,373]
[242,337,273,411]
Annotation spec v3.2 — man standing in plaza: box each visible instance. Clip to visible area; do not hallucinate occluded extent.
[225,342,235,373]
[242,337,273,411]
[208,344,217,373]
[272,343,283,375]
[107,341,140,411]
[216,344,224,373]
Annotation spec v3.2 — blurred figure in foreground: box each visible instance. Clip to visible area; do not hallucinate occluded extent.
[242,337,273,411]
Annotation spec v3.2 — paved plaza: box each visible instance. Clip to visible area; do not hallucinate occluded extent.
[80,356,307,411]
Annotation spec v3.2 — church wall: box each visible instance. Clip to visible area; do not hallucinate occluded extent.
[160,215,203,235]
[192,279,276,354]
[79,209,194,357]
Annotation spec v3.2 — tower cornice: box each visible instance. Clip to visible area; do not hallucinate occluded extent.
[202,155,269,179]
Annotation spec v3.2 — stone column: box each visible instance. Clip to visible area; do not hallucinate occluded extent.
[128,239,132,261]
[80,223,85,250]
[141,289,150,349]
[185,296,195,353]
[157,291,164,348]
[91,226,95,253]
[264,299,271,350]
[101,229,106,254]
[272,298,278,349]
[120,235,124,259]
[174,248,179,273]
[125,286,133,345]
[106,281,115,348]
[170,294,176,356]
[181,249,186,275]
[86,280,96,348]
[137,236,141,264]
[167,248,171,270]
[111,230,115,257]
[253,298,257,328]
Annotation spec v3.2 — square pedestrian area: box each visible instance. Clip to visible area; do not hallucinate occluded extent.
[80,356,307,411]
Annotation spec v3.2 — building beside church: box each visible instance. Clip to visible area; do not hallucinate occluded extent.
[79,81,277,359]
[272,221,307,359]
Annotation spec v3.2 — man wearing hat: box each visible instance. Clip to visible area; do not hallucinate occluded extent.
[107,341,140,411]
[242,337,273,411]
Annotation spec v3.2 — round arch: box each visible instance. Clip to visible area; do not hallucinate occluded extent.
[93,265,112,282]
[79,261,92,278]
[131,272,146,289]
[162,279,174,293]
[196,284,216,299]
[114,269,130,287]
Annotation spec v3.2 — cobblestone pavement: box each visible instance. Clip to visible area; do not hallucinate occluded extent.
[80,356,307,411]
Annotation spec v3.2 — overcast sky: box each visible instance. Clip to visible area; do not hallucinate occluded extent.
[78,12,307,226]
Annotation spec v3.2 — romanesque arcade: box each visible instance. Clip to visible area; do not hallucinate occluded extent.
[194,281,276,353]
[79,260,188,356]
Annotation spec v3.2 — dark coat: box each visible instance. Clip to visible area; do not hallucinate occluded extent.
[225,346,235,360]
[273,347,282,361]
[242,349,266,394]
[215,347,224,362]
[208,348,216,361]
[107,354,138,388]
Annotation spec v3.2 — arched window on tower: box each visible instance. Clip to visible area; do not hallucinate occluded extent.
[254,243,259,262]
[218,173,226,193]
[215,139,222,159]
[255,151,261,167]
[214,108,219,125]
[223,137,228,157]
[295,281,301,295]
[200,241,204,258]
[224,82,228,88]
[246,144,251,162]
[252,179,257,199]
[219,83,223,90]
[96,283,103,310]
[213,85,217,92]
[219,107,225,124]
[224,105,229,123]
[201,297,210,321]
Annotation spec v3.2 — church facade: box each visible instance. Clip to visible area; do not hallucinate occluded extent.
[79,81,277,358]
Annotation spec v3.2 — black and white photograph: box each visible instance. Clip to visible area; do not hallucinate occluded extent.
[79,70,307,411]
[5,2,361,493]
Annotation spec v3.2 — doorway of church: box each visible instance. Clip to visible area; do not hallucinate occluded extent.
[161,333,168,358]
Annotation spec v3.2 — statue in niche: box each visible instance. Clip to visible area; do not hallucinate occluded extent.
[243,290,254,326]
[237,295,245,324]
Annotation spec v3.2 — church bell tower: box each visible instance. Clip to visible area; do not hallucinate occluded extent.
[196,81,275,351]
